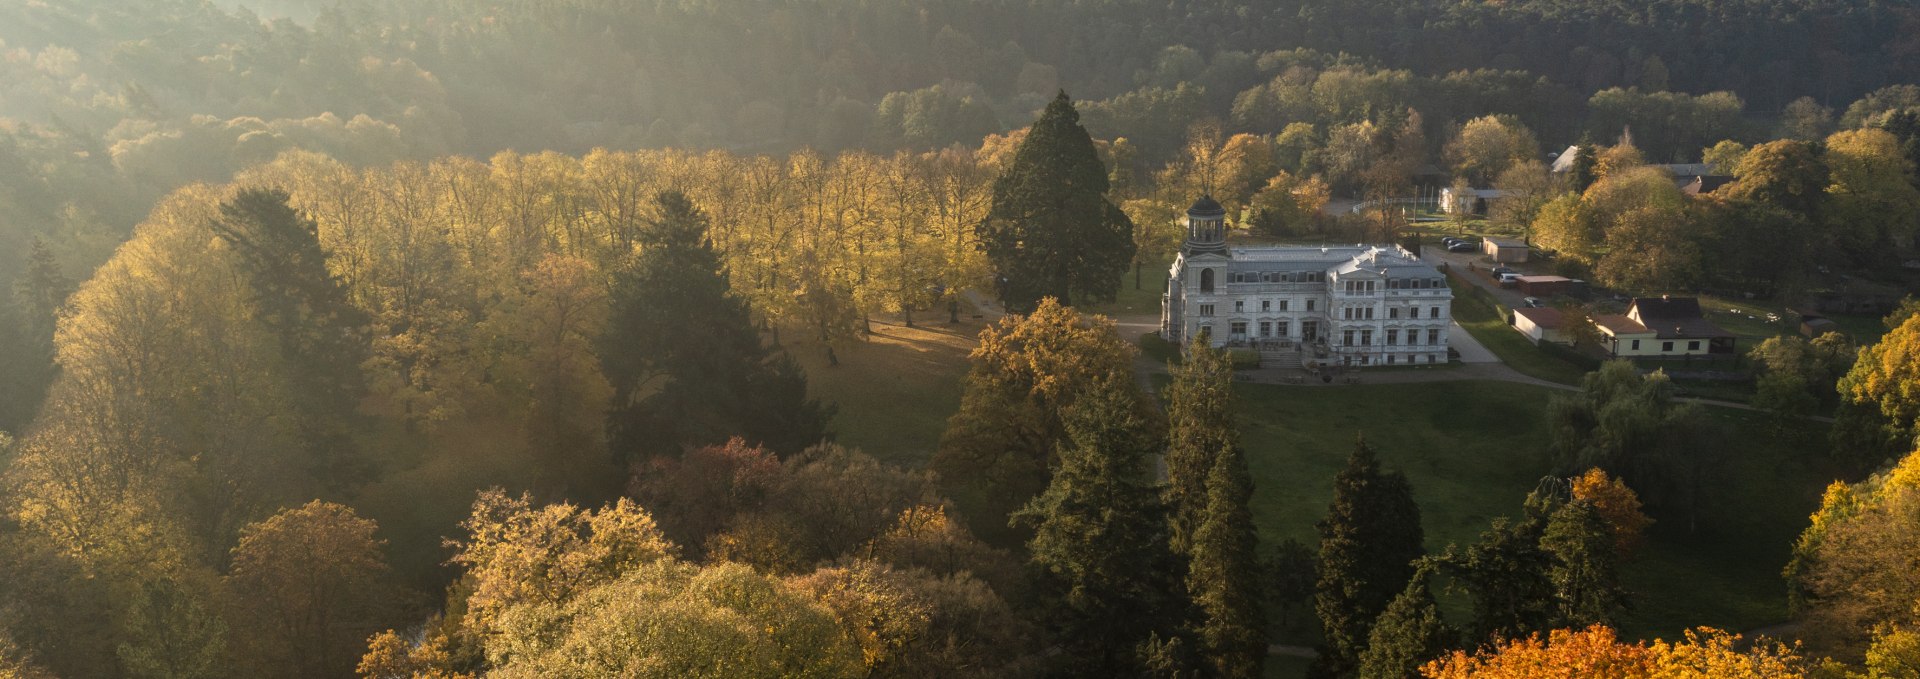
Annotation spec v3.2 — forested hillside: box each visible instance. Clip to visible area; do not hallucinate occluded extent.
[10,0,1920,676]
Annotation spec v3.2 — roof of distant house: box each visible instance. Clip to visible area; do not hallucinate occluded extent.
[1513,306,1564,328]
[1484,237,1528,248]
[1515,275,1573,284]
[1655,163,1714,177]
[1550,144,1583,173]
[1628,297,1735,339]
[1595,314,1652,335]
[1679,175,1736,195]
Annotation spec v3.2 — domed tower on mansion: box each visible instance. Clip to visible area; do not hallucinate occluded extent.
[1160,196,1456,368]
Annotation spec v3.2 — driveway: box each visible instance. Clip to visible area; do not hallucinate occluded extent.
[1447,320,1499,363]
[1425,248,1533,309]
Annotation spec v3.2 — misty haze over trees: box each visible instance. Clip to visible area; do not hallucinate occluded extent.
[8,0,1920,677]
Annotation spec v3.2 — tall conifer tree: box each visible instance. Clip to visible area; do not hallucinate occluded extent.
[211,188,371,489]
[978,92,1135,312]
[1540,499,1628,627]
[1165,331,1235,552]
[1015,374,1195,677]
[1357,564,1456,679]
[1311,436,1425,679]
[1190,440,1266,678]
[1165,333,1265,677]
[603,191,831,460]
[0,236,70,433]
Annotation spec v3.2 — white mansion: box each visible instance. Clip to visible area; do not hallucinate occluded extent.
[1160,196,1455,367]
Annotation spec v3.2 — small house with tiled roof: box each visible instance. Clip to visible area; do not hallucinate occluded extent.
[1595,296,1735,357]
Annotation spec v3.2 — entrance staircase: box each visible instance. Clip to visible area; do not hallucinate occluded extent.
[1261,348,1303,372]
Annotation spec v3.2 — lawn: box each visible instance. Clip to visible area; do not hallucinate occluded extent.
[1232,379,1838,656]
[786,317,981,467]
[1444,274,1592,385]
[1086,259,1173,319]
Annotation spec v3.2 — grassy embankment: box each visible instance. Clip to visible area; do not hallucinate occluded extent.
[1231,379,1838,648]
[1444,273,1591,384]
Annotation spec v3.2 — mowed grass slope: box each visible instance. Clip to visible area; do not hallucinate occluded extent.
[1233,380,1837,643]
[788,318,980,466]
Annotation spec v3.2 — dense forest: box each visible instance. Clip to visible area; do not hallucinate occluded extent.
[9,0,1920,677]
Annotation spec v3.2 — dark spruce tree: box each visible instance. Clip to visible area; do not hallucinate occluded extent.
[602,191,831,461]
[1567,144,1598,193]
[1356,563,1456,679]
[978,91,1135,313]
[0,236,71,433]
[1165,330,1235,554]
[1015,374,1196,677]
[210,188,372,490]
[1445,515,1558,643]
[1165,334,1265,677]
[1311,436,1424,679]
[1189,437,1266,678]
[1540,499,1629,628]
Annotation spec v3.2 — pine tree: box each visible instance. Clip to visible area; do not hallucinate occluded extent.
[1357,564,1456,679]
[1311,436,1425,679]
[1447,516,1557,643]
[603,191,832,460]
[1189,440,1266,678]
[1015,374,1196,677]
[1567,144,1598,194]
[979,91,1136,312]
[210,188,371,489]
[1165,331,1236,554]
[0,236,71,433]
[1165,333,1264,677]
[1540,500,1628,628]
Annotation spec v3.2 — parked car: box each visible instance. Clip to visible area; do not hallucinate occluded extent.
[1522,296,1544,308]
[1441,236,1461,246]
[1498,273,1521,286]
[1490,266,1514,277]
[1447,241,1476,252]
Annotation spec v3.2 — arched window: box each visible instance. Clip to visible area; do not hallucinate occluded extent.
[1200,268,1215,293]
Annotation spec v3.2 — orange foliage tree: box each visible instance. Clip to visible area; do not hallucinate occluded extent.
[1421,625,1807,679]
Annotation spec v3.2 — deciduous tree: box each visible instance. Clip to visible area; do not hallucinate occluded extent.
[224,501,405,679]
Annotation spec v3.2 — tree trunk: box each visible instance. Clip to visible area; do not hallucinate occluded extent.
[949,299,960,324]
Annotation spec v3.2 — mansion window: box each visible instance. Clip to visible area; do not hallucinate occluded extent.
[1306,300,1316,311]
[1389,307,1400,319]
[1365,307,1374,319]
[1259,321,1271,337]
[1343,329,1355,346]
[1409,332,1420,346]
[1277,321,1290,336]
[1427,329,1440,344]
[1409,307,1420,319]
[1430,306,1442,318]
[1388,354,1396,364]
[1199,304,1214,316]
[1386,329,1399,345]
[1280,300,1290,311]
[1261,300,1271,311]
[1231,321,1248,336]
[1361,330,1373,345]
[1234,300,1245,313]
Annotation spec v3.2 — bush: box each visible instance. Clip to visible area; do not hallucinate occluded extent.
[1138,332,1181,365]
[1538,339,1602,371]
[1227,348,1262,369]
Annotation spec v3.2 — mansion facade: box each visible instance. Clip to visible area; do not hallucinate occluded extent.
[1160,197,1455,367]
